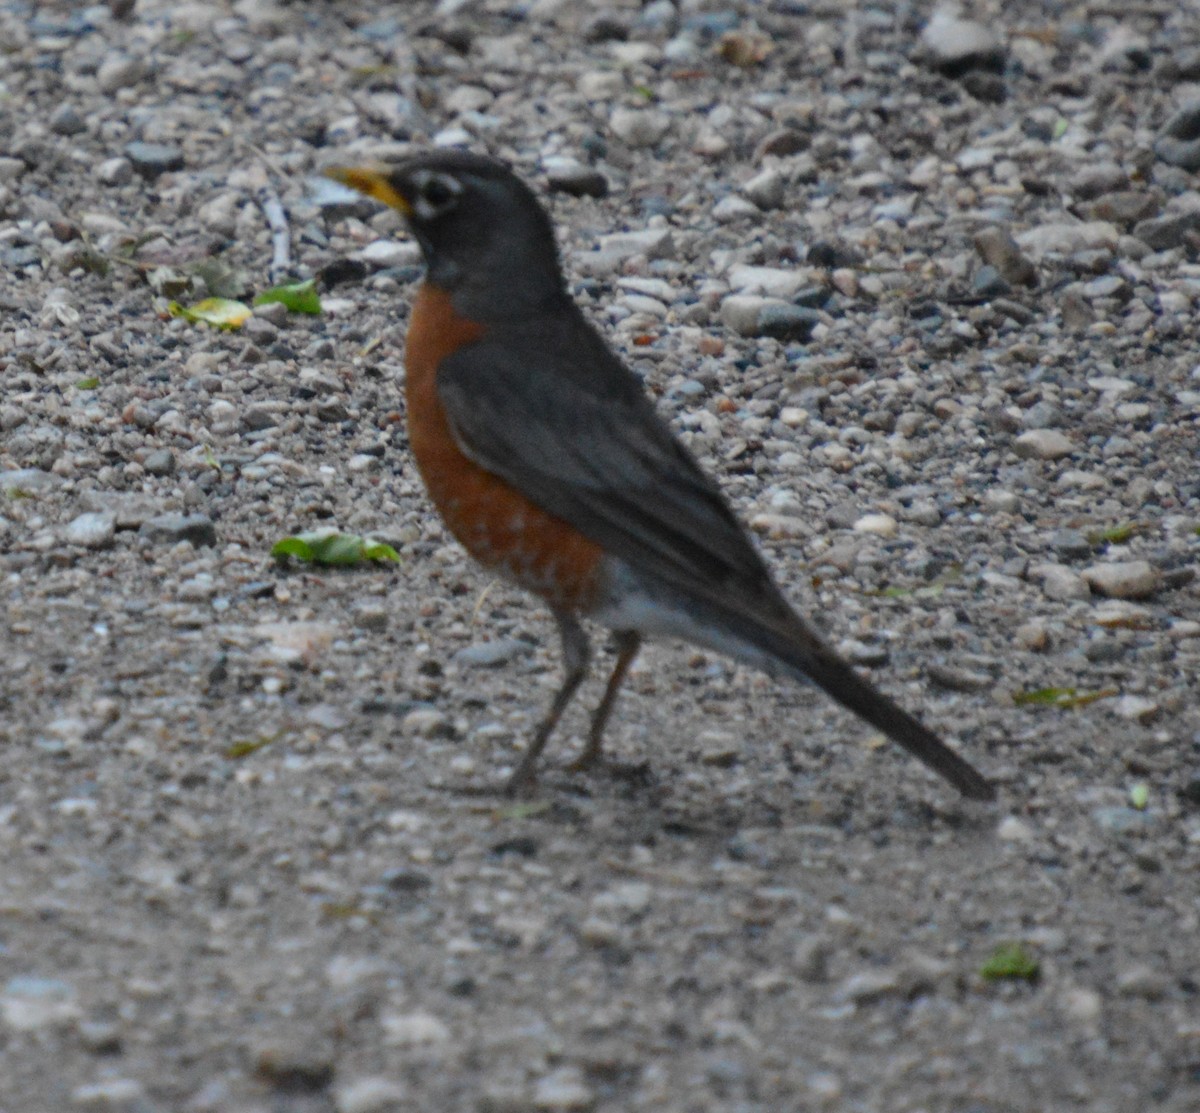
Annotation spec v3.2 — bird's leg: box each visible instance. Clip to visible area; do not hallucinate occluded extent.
[568,631,642,772]
[506,612,590,794]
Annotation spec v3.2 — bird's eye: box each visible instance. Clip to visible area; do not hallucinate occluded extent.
[414,172,461,216]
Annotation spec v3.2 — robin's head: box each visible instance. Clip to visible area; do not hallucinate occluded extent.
[324,150,568,316]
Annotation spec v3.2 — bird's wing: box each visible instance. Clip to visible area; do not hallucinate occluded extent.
[434,314,786,619]
[435,313,997,802]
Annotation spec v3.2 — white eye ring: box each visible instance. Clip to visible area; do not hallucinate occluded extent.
[411,171,462,219]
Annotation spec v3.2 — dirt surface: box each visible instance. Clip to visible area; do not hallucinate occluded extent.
[2,1,1200,1110]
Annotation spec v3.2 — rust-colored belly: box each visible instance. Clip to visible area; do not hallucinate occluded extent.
[404,284,606,613]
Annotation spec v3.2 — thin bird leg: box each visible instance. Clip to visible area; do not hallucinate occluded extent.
[568,631,642,771]
[506,612,590,794]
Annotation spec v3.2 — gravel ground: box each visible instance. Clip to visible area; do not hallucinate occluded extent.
[3,1,1200,1110]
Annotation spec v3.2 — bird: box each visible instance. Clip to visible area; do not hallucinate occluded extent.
[323,150,995,802]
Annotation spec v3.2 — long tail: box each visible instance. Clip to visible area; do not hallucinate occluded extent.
[755,612,996,801]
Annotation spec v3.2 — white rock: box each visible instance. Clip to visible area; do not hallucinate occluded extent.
[1013,429,1073,460]
[1081,560,1160,600]
[921,12,1003,67]
[96,157,133,186]
[609,107,670,148]
[97,55,144,93]
[1015,221,1118,260]
[380,1011,451,1047]
[742,167,785,210]
[401,708,452,738]
[359,240,422,268]
[577,71,624,100]
[713,194,761,222]
[595,227,674,260]
[853,513,898,537]
[997,816,1035,842]
[1,977,80,1031]
[65,511,117,548]
[534,1067,595,1111]
[1059,986,1103,1024]
[617,276,676,302]
[71,1079,145,1109]
[726,264,807,298]
[443,84,493,115]
[1113,695,1159,724]
[1033,563,1091,602]
[749,513,810,539]
[720,294,781,335]
[984,489,1019,513]
[336,1077,408,1113]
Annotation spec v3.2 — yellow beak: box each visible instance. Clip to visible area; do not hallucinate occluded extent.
[322,164,412,216]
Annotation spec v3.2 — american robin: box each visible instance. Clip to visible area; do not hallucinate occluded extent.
[325,151,995,801]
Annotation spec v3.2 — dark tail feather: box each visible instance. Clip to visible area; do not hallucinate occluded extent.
[764,616,996,801]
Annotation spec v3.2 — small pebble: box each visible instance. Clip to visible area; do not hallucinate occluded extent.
[65,511,116,549]
[1014,430,1073,460]
[852,513,898,537]
[335,1077,408,1113]
[533,1067,595,1111]
[1082,561,1160,600]
[124,141,185,177]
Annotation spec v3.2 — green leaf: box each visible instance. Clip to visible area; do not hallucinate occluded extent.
[1012,686,1118,709]
[1087,522,1139,546]
[1051,117,1069,140]
[254,278,322,315]
[494,801,552,821]
[271,530,399,566]
[226,736,274,759]
[980,942,1040,982]
[75,376,100,390]
[168,297,252,329]
[631,84,656,101]
[1129,783,1149,810]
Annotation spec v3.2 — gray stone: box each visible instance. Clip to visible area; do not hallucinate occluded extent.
[720,294,782,335]
[1034,563,1091,602]
[609,107,670,148]
[143,450,176,477]
[755,127,808,160]
[742,167,785,210]
[96,55,144,94]
[755,304,820,342]
[712,194,761,222]
[1086,191,1160,226]
[96,157,133,186]
[139,513,217,547]
[545,162,608,199]
[1131,211,1200,251]
[453,638,533,668]
[927,663,992,692]
[972,265,1011,298]
[0,976,80,1031]
[336,1077,408,1113]
[533,1067,595,1111]
[594,227,673,261]
[920,13,1005,74]
[1082,561,1160,600]
[50,104,86,136]
[65,511,117,549]
[0,468,62,494]
[124,142,185,177]
[974,227,1038,287]
[1156,101,1200,170]
[1014,429,1072,460]
[1015,221,1118,260]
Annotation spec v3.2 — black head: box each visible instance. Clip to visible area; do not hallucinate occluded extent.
[325,150,568,318]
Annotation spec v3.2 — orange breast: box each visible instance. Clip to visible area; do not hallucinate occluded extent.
[404,284,607,613]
